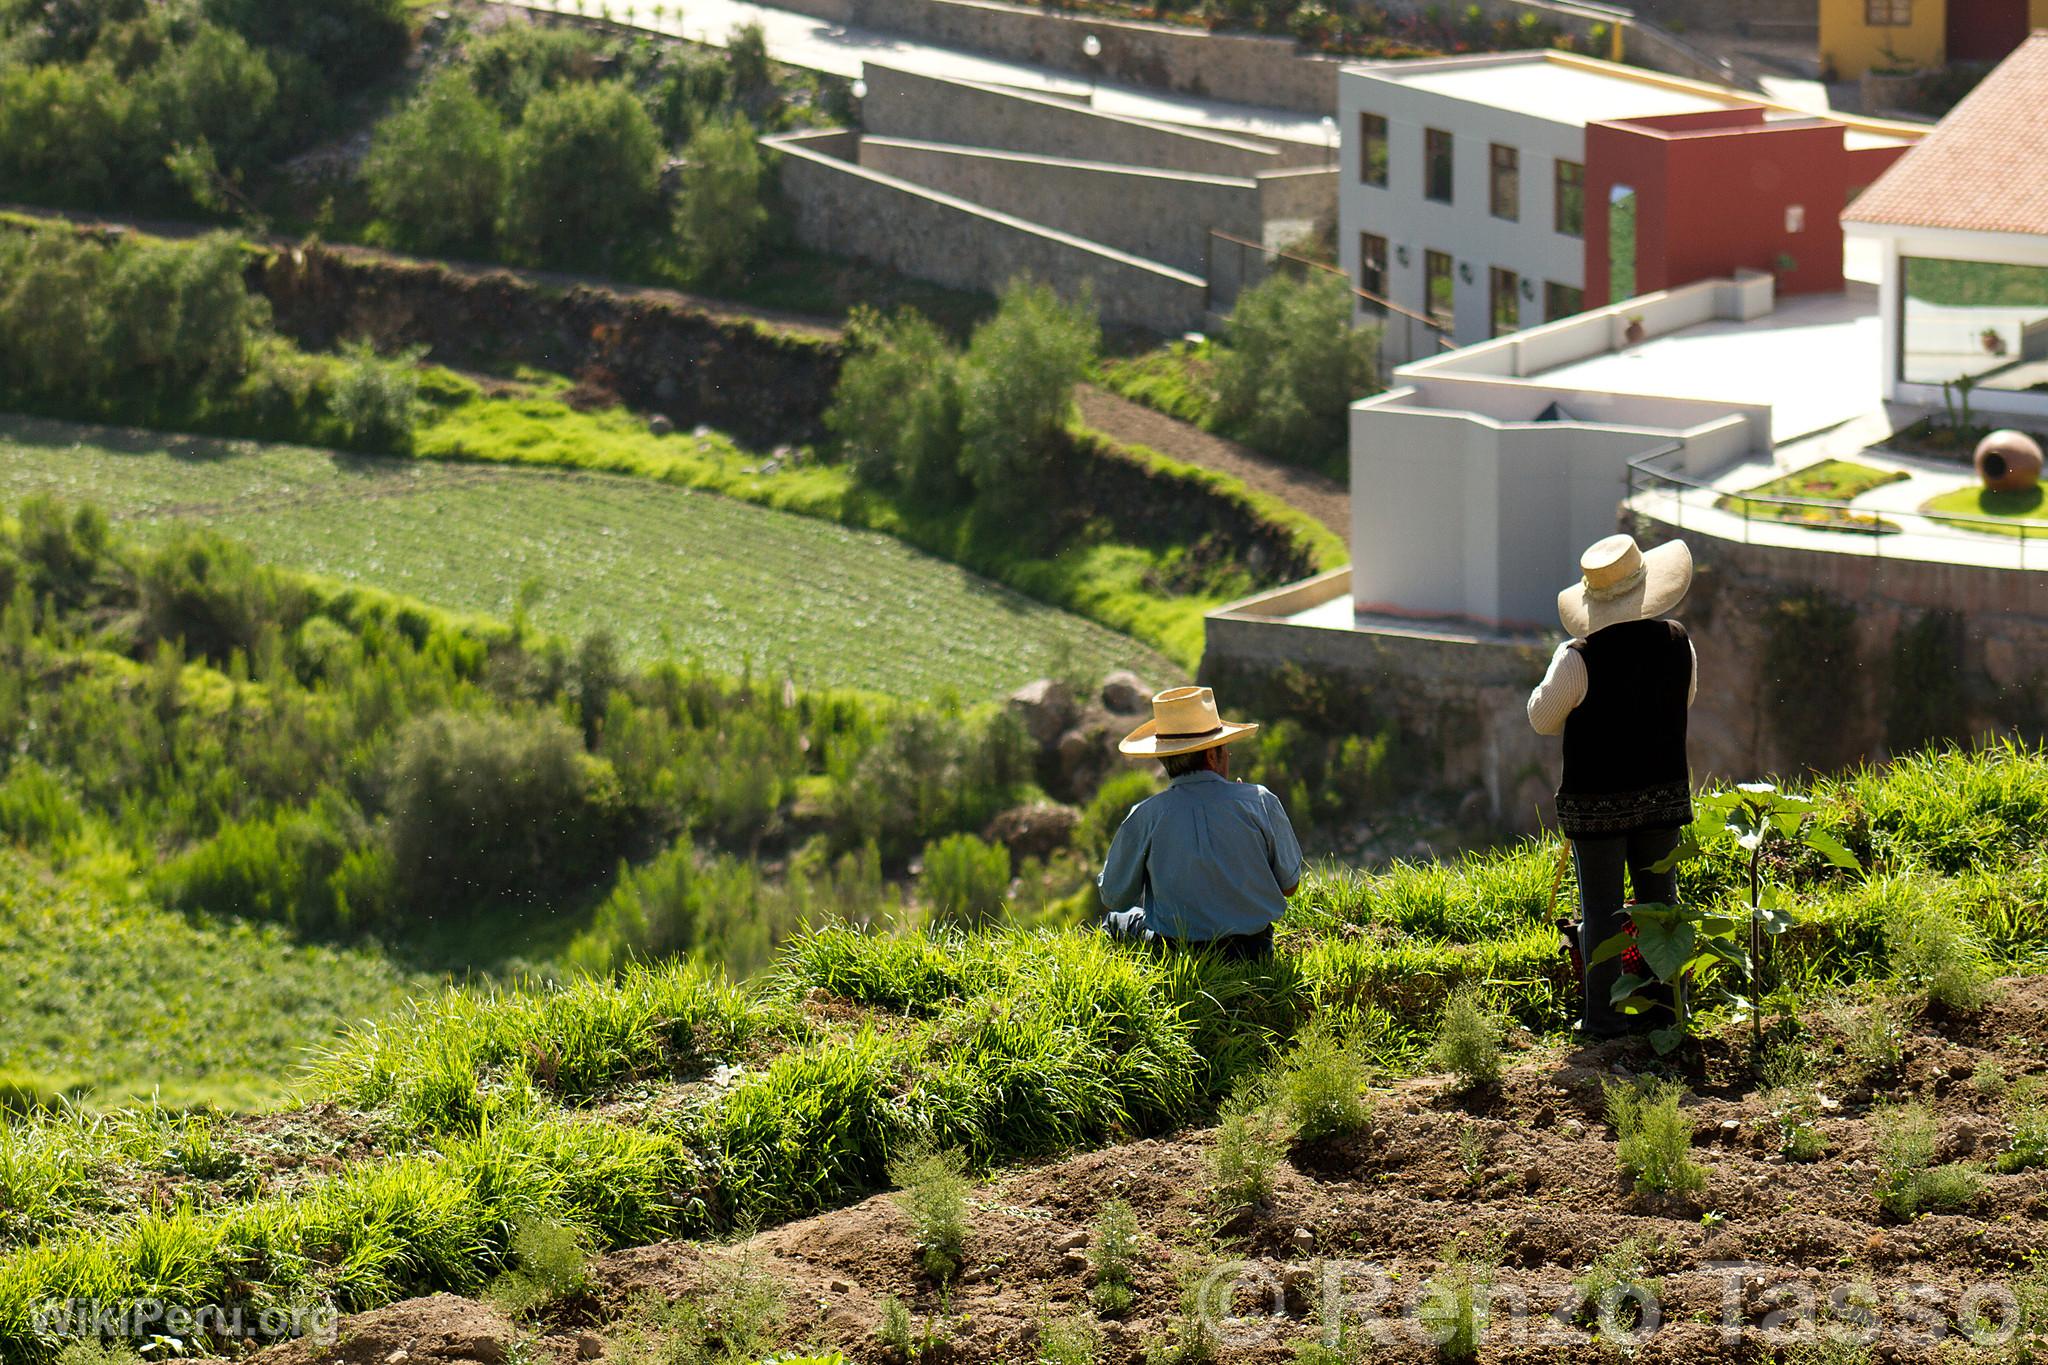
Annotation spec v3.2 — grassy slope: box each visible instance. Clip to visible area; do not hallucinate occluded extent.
[3,747,2046,1356]
[0,415,1176,698]
[0,850,423,1112]
[1923,483,2048,537]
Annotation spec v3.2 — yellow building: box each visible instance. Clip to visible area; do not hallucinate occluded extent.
[1820,0,2048,79]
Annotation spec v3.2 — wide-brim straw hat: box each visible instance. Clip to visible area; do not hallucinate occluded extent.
[1558,534,1693,638]
[1118,686,1259,758]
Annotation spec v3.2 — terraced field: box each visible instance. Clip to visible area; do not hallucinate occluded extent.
[0,416,1177,697]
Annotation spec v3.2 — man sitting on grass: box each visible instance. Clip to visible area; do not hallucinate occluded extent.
[1098,686,1302,960]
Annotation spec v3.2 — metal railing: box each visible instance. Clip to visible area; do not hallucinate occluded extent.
[1625,448,2043,571]
[1205,229,1455,362]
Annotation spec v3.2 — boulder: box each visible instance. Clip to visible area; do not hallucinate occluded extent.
[983,802,1083,862]
[647,412,675,436]
[1009,678,1077,748]
[1100,670,1152,715]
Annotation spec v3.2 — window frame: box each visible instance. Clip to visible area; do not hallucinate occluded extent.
[1425,248,1455,330]
[1489,143,1520,221]
[1424,128,1454,204]
[1864,0,1911,25]
[1358,231,1388,314]
[1359,112,1389,187]
[1554,159,1584,238]
[1489,266,1520,339]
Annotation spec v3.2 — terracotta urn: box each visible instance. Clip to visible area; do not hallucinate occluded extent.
[1974,429,2045,493]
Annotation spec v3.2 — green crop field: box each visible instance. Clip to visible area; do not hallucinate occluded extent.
[0,416,1177,698]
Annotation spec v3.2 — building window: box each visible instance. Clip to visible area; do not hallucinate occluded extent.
[1490,267,1520,338]
[1359,112,1388,187]
[1425,249,1454,329]
[1554,159,1584,238]
[1425,128,1453,203]
[1865,0,1911,24]
[1358,232,1388,313]
[1545,281,1585,322]
[1489,144,1519,221]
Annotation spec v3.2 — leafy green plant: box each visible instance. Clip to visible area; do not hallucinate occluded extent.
[1037,1311,1100,1365]
[1416,1236,1499,1362]
[1456,1122,1487,1190]
[1271,1019,1372,1143]
[1596,782,1860,1058]
[1428,986,1503,1091]
[890,1145,972,1283]
[1089,1199,1142,1316]
[1874,1101,1983,1217]
[876,1295,916,1360]
[1208,1085,1289,1212]
[1998,1078,2048,1174]
[919,833,1012,932]
[1603,1078,1707,1200]
[1147,1265,1221,1365]
[329,339,423,454]
[1572,1236,1662,1338]
[1826,990,1907,1087]
[673,116,769,287]
[487,1217,592,1319]
[1883,890,1995,1012]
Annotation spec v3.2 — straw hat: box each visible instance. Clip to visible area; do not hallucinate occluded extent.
[1118,686,1259,758]
[1557,534,1693,638]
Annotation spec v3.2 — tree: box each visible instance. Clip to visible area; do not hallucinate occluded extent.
[102,231,266,395]
[957,280,1098,504]
[504,80,664,267]
[727,20,769,94]
[200,0,408,94]
[140,20,280,174]
[1213,269,1380,472]
[364,71,510,256]
[825,307,963,497]
[672,115,767,286]
[0,61,134,207]
[464,21,600,123]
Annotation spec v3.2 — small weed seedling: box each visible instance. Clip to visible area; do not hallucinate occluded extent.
[487,1217,592,1320]
[613,1254,784,1365]
[1572,1237,1662,1339]
[877,1295,916,1360]
[1273,1020,1373,1143]
[1603,1078,1707,1200]
[1874,1102,1984,1217]
[1971,1060,2010,1099]
[1997,1078,2048,1174]
[1595,782,1860,1059]
[1037,1311,1100,1365]
[1208,1086,1288,1213]
[1089,1198,1142,1317]
[1826,990,1907,1088]
[1429,987,1504,1092]
[1456,1122,1488,1190]
[1147,1265,1222,1365]
[1417,1236,1501,1362]
[890,1145,972,1283]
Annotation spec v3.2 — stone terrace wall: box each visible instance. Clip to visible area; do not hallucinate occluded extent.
[855,136,1266,277]
[250,245,843,449]
[859,65,1320,175]
[768,130,1208,332]
[769,0,1342,113]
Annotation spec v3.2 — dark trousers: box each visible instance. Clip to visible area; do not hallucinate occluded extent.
[1101,907,1274,961]
[1573,826,1681,1037]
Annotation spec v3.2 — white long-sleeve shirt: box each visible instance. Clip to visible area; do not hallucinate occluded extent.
[1526,638,1697,737]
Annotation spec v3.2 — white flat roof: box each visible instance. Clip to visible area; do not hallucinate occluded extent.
[1528,287,1885,444]
[1356,54,1748,127]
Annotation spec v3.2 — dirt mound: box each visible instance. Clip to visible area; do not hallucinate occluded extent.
[245,1295,525,1365]
[578,976,2048,1364]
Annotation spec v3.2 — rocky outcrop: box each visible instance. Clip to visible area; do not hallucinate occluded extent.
[1008,671,1156,802]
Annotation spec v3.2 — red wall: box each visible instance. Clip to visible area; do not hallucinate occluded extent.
[1948,0,2031,63]
[1586,113,1860,306]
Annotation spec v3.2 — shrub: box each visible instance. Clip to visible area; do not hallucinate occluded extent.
[1874,1101,1983,1217]
[920,832,1011,931]
[505,79,664,266]
[1827,991,1906,1085]
[1149,1266,1221,1365]
[364,70,509,255]
[1271,1018,1372,1144]
[201,0,410,94]
[1416,1237,1498,1362]
[0,762,86,849]
[1429,986,1503,1091]
[1212,270,1379,472]
[889,1145,971,1283]
[1603,1078,1706,1199]
[1208,1086,1287,1212]
[487,1217,591,1318]
[728,20,770,92]
[876,1294,915,1360]
[328,339,422,453]
[1037,1312,1099,1365]
[673,115,768,286]
[1571,1237,1661,1337]
[957,280,1099,507]
[1089,1198,1141,1317]
[1883,890,1994,1012]
[825,307,964,497]
[1075,770,1160,861]
[1998,1081,2048,1173]
[464,22,599,121]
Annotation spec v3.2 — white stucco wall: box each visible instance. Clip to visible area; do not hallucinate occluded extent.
[1337,64,1591,359]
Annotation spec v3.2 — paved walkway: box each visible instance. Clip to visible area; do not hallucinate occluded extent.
[511,0,1331,143]
[1075,386,1350,545]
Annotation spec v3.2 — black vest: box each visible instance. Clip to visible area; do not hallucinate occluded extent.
[1556,618,1694,838]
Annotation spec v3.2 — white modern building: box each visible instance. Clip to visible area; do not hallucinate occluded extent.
[1336,50,1918,362]
[1846,32,2048,422]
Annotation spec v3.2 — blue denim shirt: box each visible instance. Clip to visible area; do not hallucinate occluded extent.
[1097,770,1303,942]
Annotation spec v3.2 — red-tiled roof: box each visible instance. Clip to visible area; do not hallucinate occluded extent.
[1844,32,2048,235]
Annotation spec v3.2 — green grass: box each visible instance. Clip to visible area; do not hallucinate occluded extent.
[0,850,421,1112]
[1714,460,1909,533]
[0,415,1174,698]
[1921,484,2048,538]
[1094,341,1220,430]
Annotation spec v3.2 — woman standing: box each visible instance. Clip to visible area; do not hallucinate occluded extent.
[1527,534,1697,1039]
